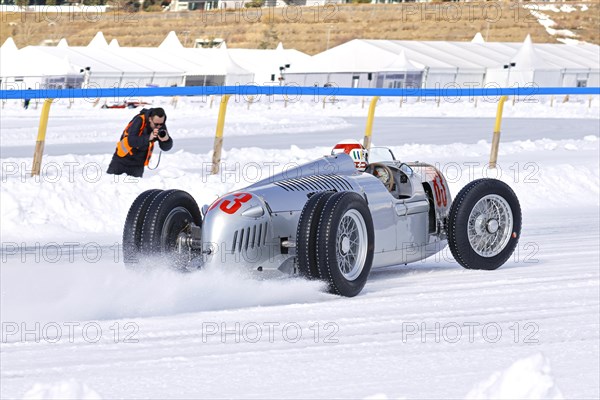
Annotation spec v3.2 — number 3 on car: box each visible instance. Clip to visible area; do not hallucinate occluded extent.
[220,193,252,214]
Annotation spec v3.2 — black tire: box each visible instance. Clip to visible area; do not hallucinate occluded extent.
[122,189,163,268]
[296,191,335,279]
[316,192,375,297]
[139,190,202,270]
[447,179,522,270]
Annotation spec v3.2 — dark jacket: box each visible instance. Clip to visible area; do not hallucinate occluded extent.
[107,108,173,177]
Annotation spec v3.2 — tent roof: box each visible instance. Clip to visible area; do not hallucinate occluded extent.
[1,46,78,77]
[300,39,599,74]
[380,50,423,72]
[289,39,401,73]
[159,31,184,50]
[88,32,108,48]
[472,32,485,43]
[1,37,18,51]
[228,47,311,75]
[509,34,558,70]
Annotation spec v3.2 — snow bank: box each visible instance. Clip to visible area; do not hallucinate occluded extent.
[465,353,564,399]
[23,379,102,400]
[1,136,598,243]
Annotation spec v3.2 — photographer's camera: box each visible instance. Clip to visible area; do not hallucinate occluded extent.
[158,128,167,139]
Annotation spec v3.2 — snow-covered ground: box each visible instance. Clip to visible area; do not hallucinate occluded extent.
[524,3,590,45]
[1,96,599,399]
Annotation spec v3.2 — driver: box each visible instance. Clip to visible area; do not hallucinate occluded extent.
[331,139,368,171]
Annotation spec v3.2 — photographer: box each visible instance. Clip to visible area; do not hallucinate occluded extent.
[107,107,173,178]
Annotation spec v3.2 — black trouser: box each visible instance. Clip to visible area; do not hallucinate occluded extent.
[106,159,144,178]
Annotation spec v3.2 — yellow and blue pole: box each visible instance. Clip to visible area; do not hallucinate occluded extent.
[31,99,54,176]
[363,96,380,150]
[211,95,232,174]
[489,95,508,169]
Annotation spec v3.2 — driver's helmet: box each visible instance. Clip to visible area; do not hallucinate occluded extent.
[331,139,368,171]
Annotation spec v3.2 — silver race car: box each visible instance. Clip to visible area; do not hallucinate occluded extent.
[123,144,522,297]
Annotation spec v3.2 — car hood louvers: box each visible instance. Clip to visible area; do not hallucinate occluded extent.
[273,174,353,192]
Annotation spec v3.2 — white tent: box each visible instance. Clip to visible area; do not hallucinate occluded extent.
[227,42,311,85]
[34,43,185,88]
[286,39,400,88]
[288,38,598,89]
[158,31,184,51]
[88,32,109,48]
[471,32,485,43]
[0,38,21,89]
[375,50,424,89]
[158,42,254,86]
[485,35,562,87]
[1,40,80,89]
[536,43,600,87]
[1,35,597,91]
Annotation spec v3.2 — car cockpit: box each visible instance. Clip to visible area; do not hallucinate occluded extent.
[365,147,415,200]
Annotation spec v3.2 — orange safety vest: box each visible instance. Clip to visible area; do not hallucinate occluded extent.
[115,114,155,166]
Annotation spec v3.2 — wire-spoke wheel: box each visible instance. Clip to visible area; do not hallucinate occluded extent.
[467,195,513,258]
[336,209,368,281]
[316,192,374,297]
[448,179,521,270]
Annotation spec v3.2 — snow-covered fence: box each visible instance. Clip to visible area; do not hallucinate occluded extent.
[1,86,598,175]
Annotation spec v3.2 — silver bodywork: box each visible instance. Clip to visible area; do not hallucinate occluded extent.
[201,152,452,276]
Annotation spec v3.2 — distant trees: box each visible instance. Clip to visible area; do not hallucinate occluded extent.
[142,0,169,11]
[245,0,264,8]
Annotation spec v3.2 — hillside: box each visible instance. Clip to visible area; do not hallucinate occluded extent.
[1,1,599,54]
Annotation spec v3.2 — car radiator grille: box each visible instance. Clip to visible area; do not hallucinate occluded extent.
[273,174,353,192]
[231,222,269,254]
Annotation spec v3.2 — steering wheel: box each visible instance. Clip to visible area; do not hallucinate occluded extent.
[370,163,395,192]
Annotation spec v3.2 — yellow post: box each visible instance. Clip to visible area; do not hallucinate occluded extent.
[363,96,380,150]
[247,95,254,110]
[32,99,54,176]
[489,95,508,169]
[211,95,232,175]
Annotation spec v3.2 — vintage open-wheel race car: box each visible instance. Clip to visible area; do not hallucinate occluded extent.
[122,144,522,297]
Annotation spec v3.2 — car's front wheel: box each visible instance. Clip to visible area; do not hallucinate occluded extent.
[447,179,521,270]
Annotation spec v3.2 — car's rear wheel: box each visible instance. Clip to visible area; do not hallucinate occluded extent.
[135,190,203,270]
[296,191,335,279]
[448,179,521,270]
[315,192,374,297]
[122,189,163,268]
